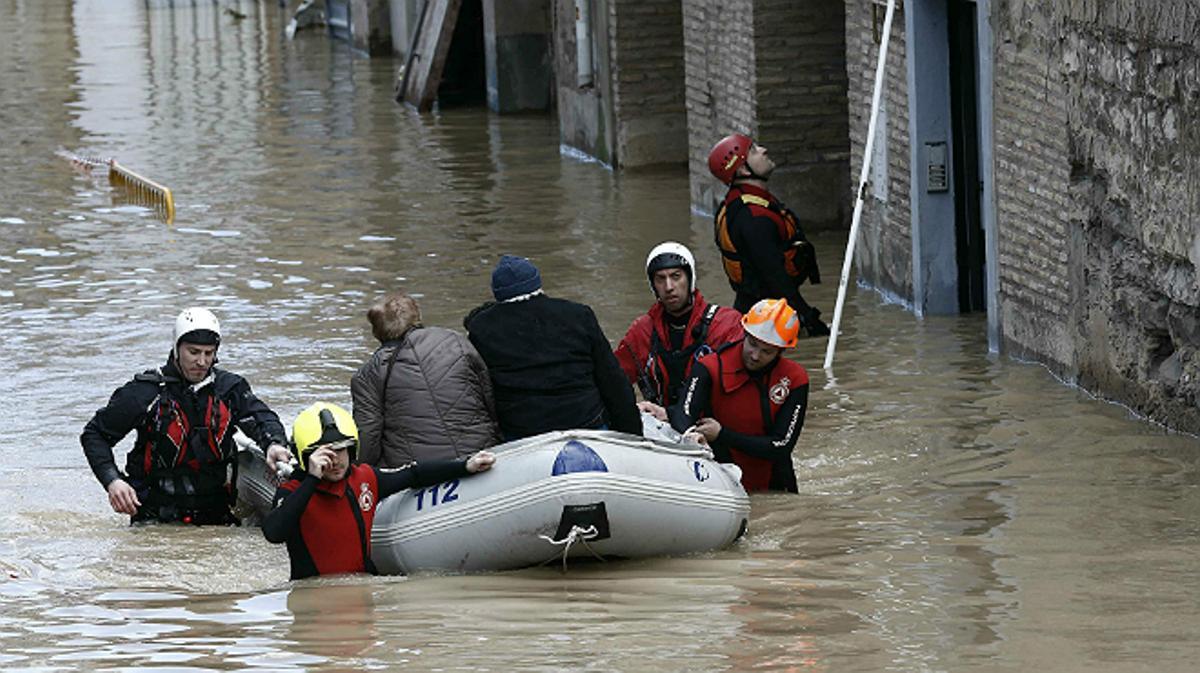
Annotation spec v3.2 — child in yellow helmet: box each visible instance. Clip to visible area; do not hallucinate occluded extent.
[262,402,495,579]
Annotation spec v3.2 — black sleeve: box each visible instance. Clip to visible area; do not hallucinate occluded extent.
[667,366,733,462]
[587,309,643,436]
[375,459,472,499]
[733,207,810,313]
[667,364,711,433]
[80,380,156,489]
[712,383,808,459]
[261,476,318,543]
[229,377,287,449]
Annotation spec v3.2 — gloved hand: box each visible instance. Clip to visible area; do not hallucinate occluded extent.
[800,306,831,337]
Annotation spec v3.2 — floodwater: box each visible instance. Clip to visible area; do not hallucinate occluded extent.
[1,2,1198,671]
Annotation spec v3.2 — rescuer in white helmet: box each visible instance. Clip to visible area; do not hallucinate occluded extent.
[82,307,290,525]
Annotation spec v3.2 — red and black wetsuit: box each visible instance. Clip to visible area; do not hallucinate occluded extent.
[613,290,744,406]
[668,340,809,492]
[714,183,820,315]
[262,459,469,579]
[81,357,287,524]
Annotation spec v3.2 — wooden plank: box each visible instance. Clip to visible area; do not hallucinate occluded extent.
[396,0,464,111]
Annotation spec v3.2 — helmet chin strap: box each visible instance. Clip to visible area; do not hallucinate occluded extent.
[734,162,768,184]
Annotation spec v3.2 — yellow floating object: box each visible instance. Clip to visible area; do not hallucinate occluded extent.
[58,151,176,223]
[108,160,176,223]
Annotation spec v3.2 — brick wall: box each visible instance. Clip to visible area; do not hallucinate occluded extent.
[992,0,1075,369]
[844,0,912,297]
[684,0,849,230]
[754,0,851,231]
[683,0,758,212]
[610,0,687,166]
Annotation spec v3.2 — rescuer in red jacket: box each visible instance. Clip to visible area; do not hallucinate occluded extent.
[665,298,810,493]
[262,402,495,579]
[614,242,744,409]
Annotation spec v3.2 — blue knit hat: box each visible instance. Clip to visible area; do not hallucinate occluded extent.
[491,255,542,302]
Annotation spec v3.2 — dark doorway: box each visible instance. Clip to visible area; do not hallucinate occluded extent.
[437,0,487,106]
[947,0,985,312]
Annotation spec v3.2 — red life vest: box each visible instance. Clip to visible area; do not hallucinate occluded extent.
[141,393,233,474]
[282,464,381,576]
[713,183,819,289]
[137,380,236,514]
[615,291,744,406]
[698,342,808,491]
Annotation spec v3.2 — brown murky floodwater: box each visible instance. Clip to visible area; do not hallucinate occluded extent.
[2,2,1199,671]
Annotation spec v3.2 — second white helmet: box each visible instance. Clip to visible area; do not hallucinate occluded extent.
[645,242,696,296]
[174,307,221,350]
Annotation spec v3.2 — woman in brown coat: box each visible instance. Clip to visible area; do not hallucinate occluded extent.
[351,293,501,467]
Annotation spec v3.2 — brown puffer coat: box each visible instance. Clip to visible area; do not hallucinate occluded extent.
[351,326,501,467]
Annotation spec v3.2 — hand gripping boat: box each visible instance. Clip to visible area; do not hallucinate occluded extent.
[236,418,750,573]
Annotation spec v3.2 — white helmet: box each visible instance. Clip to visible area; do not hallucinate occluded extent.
[645,242,696,297]
[173,307,221,352]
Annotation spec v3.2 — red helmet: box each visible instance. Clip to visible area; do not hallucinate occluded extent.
[707,133,753,184]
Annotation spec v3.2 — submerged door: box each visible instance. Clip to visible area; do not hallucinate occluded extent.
[947,0,985,312]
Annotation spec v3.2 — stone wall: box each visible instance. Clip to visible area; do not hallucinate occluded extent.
[1048,1,1200,430]
[684,0,850,230]
[844,0,912,298]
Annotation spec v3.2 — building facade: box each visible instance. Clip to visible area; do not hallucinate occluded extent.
[845,0,1200,432]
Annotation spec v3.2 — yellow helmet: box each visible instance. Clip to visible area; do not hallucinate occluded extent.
[742,298,799,348]
[291,402,358,468]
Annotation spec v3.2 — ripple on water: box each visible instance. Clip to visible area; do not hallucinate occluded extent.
[175,227,242,238]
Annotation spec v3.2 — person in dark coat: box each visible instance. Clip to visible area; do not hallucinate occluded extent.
[464,255,643,441]
[81,307,289,525]
[351,292,500,467]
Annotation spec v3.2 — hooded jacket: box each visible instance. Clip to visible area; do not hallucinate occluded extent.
[351,324,500,468]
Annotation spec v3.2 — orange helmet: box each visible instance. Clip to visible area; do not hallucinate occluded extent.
[741,298,799,348]
[707,133,753,184]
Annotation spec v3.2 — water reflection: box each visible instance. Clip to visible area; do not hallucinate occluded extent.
[2,2,1200,672]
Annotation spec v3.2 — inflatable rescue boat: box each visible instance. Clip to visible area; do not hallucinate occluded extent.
[236,418,749,573]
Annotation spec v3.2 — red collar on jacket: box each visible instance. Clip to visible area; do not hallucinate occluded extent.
[646,290,711,340]
[313,474,351,497]
[714,340,784,394]
[727,182,776,204]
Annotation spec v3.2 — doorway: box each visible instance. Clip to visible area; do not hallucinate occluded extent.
[947,0,985,312]
[437,0,487,106]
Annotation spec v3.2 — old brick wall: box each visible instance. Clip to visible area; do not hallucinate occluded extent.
[844,0,912,299]
[992,0,1200,430]
[683,0,757,212]
[992,1,1077,371]
[684,0,848,230]
[609,0,687,166]
[754,0,851,231]
[554,0,615,165]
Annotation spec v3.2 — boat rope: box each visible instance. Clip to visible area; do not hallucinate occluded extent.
[537,525,604,572]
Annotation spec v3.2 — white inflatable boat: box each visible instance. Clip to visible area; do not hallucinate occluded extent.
[236,419,749,573]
